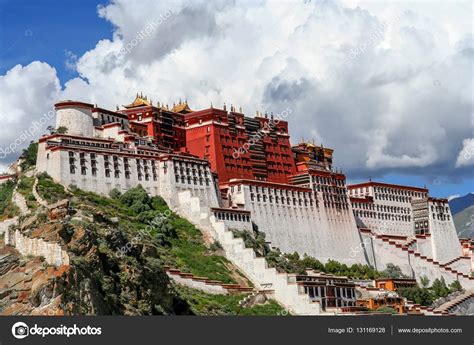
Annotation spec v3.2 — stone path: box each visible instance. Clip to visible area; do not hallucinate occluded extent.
[32,177,48,207]
[434,289,474,313]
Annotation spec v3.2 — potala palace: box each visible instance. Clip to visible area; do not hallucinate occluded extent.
[26,95,473,314]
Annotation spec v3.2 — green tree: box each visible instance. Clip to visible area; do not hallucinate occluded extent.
[449,280,462,293]
[382,263,407,279]
[119,185,151,214]
[56,126,68,134]
[419,276,430,288]
[20,141,38,171]
[398,287,433,306]
[431,277,450,298]
[109,188,122,199]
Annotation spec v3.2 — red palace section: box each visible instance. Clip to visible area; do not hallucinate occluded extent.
[119,95,305,185]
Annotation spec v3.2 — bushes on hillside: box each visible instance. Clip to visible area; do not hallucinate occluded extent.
[397,277,463,306]
[0,180,19,220]
[119,185,152,213]
[230,228,405,279]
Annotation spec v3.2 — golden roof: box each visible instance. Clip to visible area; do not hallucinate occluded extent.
[123,93,151,109]
[171,100,193,114]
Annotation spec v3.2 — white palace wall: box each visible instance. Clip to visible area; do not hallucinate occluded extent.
[227,184,368,266]
[36,142,220,212]
[429,216,461,264]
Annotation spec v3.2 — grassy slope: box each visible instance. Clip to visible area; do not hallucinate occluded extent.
[0,180,19,221]
[31,175,287,314]
[37,173,247,285]
[175,286,286,316]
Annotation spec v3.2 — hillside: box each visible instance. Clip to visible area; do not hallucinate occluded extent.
[449,193,474,239]
[449,193,474,215]
[0,172,285,316]
[453,205,474,239]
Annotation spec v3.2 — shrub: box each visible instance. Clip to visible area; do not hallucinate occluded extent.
[376,306,398,314]
[382,263,408,279]
[119,186,151,214]
[449,280,462,292]
[109,188,122,199]
[20,141,38,171]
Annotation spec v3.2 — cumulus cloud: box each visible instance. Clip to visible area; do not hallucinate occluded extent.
[0,0,472,183]
[456,138,474,167]
[0,62,60,173]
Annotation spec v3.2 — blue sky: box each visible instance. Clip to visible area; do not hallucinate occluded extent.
[0,0,472,199]
[0,0,110,82]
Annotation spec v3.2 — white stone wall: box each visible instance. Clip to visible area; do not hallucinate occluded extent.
[369,235,474,289]
[429,204,461,264]
[0,217,18,235]
[446,257,471,275]
[415,237,433,258]
[160,189,324,314]
[359,232,376,267]
[36,146,220,214]
[349,185,425,236]
[56,107,93,137]
[5,229,69,266]
[212,210,252,232]
[228,184,367,265]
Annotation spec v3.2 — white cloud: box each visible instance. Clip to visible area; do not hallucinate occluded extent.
[447,194,460,201]
[456,138,474,167]
[0,0,472,182]
[0,62,60,169]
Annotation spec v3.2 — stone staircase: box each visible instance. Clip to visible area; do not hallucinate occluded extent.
[440,256,472,273]
[3,176,69,266]
[433,289,474,313]
[404,299,447,316]
[372,234,474,289]
[32,177,48,208]
[403,236,417,249]
[173,190,322,315]
[12,186,29,215]
[164,266,253,295]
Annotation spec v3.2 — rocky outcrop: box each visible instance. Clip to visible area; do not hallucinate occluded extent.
[0,246,68,315]
[0,215,192,315]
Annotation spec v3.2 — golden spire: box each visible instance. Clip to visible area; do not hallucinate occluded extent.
[123,92,151,108]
